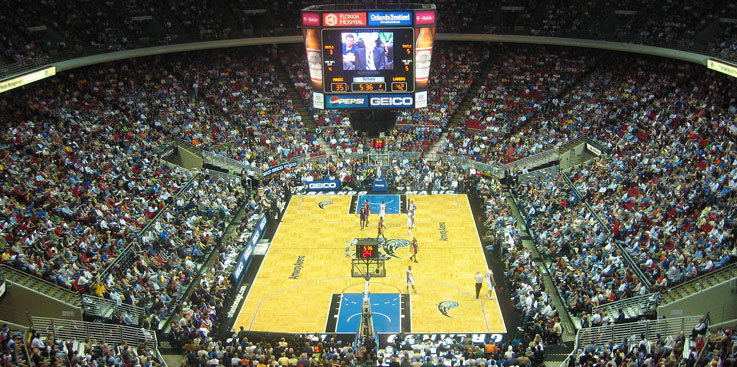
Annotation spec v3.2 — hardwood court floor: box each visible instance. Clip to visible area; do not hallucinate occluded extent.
[233,194,506,334]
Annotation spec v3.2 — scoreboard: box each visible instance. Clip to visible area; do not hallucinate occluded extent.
[302,5,436,109]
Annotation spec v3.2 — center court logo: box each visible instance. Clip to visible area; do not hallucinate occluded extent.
[438,300,459,318]
[318,201,333,209]
[344,238,409,259]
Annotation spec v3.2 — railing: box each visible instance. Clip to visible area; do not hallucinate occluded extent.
[170,136,203,155]
[576,315,702,347]
[591,293,660,319]
[31,316,157,347]
[433,153,506,178]
[560,172,652,289]
[660,263,737,304]
[98,173,200,281]
[0,265,82,307]
[203,150,260,177]
[502,146,559,172]
[203,168,242,184]
[82,295,146,326]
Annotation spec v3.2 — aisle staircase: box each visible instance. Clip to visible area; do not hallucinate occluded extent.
[273,56,338,160]
[445,52,496,129]
[501,187,577,342]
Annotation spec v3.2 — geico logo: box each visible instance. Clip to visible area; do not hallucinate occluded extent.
[371,96,413,106]
[309,182,338,189]
[329,96,365,105]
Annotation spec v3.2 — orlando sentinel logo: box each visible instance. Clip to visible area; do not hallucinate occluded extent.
[329,96,365,106]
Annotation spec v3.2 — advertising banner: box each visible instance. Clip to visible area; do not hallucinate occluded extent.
[302,12,320,26]
[326,95,369,108]
[414,10,436,25]
[232,214,268,283]
[306,180,341,191]
[369,94,414,108]
[262,160,298,178]
[368,11,413,26]
[322,12,367,27]
[372,179,388,192]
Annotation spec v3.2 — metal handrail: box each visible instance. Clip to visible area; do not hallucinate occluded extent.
[97,173,200,281]
[31,316,156,347]
[82,295,146,325]
[660,263,737,304]
[590,292,660,317]
[563,315,704,366]
[0,265,82,306]
[577,315,702,347]
[560,172,652,289]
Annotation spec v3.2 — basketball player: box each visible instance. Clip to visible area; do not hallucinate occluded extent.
[359,202,369,230]
[406,265,417,293]
[407,208,414,235]
[379,201,387,221]
[377,217,387,241]
[486,267,495,300]
[409,237,418,263]
[408,199,416,216]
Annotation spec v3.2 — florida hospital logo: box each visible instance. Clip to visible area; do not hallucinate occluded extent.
[324,13,338,27]
[344,238,410,259]
[318,201,333,209]
[438,300,459,318]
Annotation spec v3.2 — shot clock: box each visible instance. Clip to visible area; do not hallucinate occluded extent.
[356,243,379,259]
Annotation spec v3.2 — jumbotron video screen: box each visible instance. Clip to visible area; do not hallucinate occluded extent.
[302,6,437,109]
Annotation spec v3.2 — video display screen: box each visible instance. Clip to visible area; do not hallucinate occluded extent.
[321,27,414,94]
[340,31,394,71]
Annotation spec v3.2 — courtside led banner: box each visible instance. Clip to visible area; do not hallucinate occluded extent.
[368,12,412,26]
[322,12,367,27]
[0,66,56,94]
[707,59,737,79]
[414,10,436,25]
[302,12,321,26]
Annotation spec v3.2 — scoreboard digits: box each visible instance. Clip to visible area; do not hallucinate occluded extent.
[356,244,379,259]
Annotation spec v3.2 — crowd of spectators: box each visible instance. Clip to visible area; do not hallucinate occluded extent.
[283,44,489,154]
[0,325,27,367]
[474,174,563,346]
[556,58,737,290]
[25,330,161,367]
[168,175,291,350]
[0,65,194,293]
[514,172,647,317]
[439,46,591,163]
[568,331,688,367]
[3,0,736,71]
[2,38,737,367]
[182,50,323,166]
[97,175,246,328]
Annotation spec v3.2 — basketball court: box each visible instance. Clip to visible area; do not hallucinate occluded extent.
[233,194,506,334]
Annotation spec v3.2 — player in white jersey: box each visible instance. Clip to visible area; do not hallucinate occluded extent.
[486,268,495,300]
[407,210,414,234]
[379,201,386,220]
[406,265,417,293]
